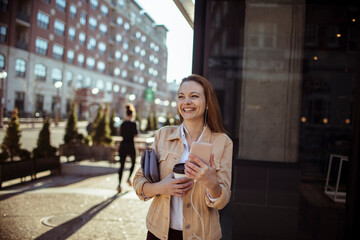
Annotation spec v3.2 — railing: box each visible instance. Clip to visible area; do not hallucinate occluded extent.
[16,12,30,22]
[15,41,28,50]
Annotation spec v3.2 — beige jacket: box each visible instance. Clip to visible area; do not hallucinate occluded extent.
[133,125,233,240]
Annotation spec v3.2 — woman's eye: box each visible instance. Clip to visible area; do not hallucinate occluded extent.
[191,95,199,98]
[178,96,184,99]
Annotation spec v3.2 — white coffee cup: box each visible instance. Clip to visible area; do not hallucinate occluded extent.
[173,163,186,179]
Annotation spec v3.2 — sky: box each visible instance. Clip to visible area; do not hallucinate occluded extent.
[134,0,194,83]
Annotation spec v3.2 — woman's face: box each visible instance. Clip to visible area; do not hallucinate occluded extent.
[177,81,206,124]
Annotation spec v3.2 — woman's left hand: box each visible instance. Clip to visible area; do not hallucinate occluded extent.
[185,154,221,198]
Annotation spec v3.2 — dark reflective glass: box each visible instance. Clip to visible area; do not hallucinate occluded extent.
[203,1,359,239]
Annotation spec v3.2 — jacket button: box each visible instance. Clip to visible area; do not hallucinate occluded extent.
[186,203,191,208]
[185,224,190,229]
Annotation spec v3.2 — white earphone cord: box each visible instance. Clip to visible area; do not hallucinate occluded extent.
[183,181,205,240]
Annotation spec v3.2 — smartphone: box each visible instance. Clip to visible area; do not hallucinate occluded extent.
[190,142,212,164]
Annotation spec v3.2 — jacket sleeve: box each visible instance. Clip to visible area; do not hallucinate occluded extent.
[133,130,160,201]
[205,137,233,210]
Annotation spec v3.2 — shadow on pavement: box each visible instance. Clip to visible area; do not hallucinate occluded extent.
[0,162,123,201]
[35,192,127,240]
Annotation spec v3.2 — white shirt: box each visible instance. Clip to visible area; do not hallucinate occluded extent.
[169,124,190,230]
[170,124,219,231]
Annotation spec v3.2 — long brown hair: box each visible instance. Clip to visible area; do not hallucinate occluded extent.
[177,74,226,133]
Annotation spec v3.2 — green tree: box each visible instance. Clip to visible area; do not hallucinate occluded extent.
[91,104,103,136]
[92,104,112,145]
[1,108,22,161]
[64,102,82,144]
[33,117,57,158]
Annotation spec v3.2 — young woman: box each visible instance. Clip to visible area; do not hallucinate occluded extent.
[133,74,233,240]
[118,103,138,193]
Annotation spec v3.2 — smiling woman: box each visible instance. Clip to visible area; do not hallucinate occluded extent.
[133,74,233,240]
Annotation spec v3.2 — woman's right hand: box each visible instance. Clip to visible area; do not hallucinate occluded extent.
[143,174,193,198]
[157,174,193,197]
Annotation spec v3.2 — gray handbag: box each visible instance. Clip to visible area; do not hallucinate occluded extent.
[140,147,160,183]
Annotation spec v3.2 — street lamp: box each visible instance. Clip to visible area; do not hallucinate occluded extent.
[54,81,63,126]
[0,70,7,128]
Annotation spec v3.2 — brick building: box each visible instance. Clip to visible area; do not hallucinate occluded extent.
[0,0,169,120]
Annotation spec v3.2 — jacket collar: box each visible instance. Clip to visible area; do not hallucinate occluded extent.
[166,124,212,143]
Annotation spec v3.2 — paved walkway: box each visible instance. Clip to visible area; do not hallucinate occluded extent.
[0,160,151,240]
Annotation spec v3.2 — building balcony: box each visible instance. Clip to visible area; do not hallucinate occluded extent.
[16,12,30,22]
[15,41,28,50]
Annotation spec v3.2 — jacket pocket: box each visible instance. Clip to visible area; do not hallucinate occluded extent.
[158,152,180,179]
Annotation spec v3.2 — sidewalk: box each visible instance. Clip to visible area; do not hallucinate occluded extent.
[0,159,151,240]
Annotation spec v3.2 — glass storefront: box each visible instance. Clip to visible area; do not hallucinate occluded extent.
[195,0,359,239]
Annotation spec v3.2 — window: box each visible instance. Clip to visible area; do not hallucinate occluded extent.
[117,17,123,26]
[97,61,105,73]
[99,24,107,35]
[34,64,46,81]
[100,5,108,17]
[121,70,127,78]
[51,68,62,83]
[122,54,128,62]
[327,26,339,48]
[68,27,76,41]
[66,71,73,86]
[90,0,98,10]
[0,25,6,42]
[89,17,97,30]
[53,44,64,60]
[54,20,65,36]
[123,41,129,50]
[37,12,49,29]
[35,94,44,113]
[86,57,95,70]
[0,54,4,69]
[15,58,26,77]
[0,0,8,12]
[134,60,140,68]
[67,50,74,64]
[76,74,84,88]
[77,54,84,67]
[124,22,130,31]
[116,34,122,43]
[56,0,66,12]
[70,4,77,18]
[84,76,92,87]
[106,81,112,92]
[348,27,357,52]
[15,92,25,112]
[80,11,87,25]
[98,42,106,54]
[96,79,104,89]
[87,37,96,50]
[79,32,86,45]
[114,68,120,76]
[115,50,121,60]
[35,38,48,55]
[305,25,318,47]
[118,0,124,7]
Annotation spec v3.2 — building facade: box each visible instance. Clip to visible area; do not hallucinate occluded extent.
[189,0,359,239]
[0,0,169,121]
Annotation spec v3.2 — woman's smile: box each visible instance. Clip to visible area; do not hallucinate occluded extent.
[177,81,206,122]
